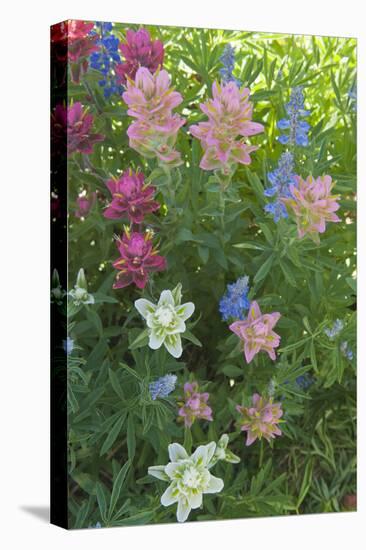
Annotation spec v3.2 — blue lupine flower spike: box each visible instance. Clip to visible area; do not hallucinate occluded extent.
[278,87,311,147]
[264,151,295,222]
[219,44,242,87]
[219,276,250,321]
[149,374,177,400]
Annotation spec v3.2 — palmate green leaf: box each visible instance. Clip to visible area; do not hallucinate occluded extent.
[96,482,108,522]
[253,253,275,284]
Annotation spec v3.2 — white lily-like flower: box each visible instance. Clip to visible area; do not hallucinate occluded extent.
[134,284,194,358]
[69,268,95,306]
[148,442,224,523]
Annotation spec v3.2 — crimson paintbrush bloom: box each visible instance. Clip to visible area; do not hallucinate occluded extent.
[104,170,160,224]
[112,229,166,290]
[51,20,100,83]
[115,28,164,85]
[51,102,104,156]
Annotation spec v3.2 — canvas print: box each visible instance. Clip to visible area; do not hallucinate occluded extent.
[50,20,357,529]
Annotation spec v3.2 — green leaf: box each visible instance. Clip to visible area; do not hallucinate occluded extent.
[254,254,275,284]
[109,460,131,519]
[100,413,127,456]
[96,482,107,521]
[127,414,136,460]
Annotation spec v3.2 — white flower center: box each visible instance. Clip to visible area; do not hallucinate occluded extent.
[182,466,201,489]
[155,305,174,327]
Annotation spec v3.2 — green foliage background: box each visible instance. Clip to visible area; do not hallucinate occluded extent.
[64,24,356,527]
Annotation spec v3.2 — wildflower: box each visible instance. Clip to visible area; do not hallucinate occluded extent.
[149,374,177,400]
[340,341,353,361]
[264,152,296,222]
[219,276,250,321]
[51,20,100,83]
[236,393,283,446]
[178,382,213,427]
[219,44,241,86]
[51,102,104,156]
[75,192,96,218]
[115,28,164,85]
[229,301,281,363]
[69,268,95,306]
[348,84,357,111]
[122,68,185,166]
[211,434,240,465]
[89,22,123,98]
[324,319,344,339]
[113,229,166,290]
[190,81,264,178]
[148,442,224,522]
[51,268,66,305]
[63,337,74,355]
[134,284,194,357]
[296,374,314,390]
[104,170,159,223]
[283,175,341,243]
[277,87,310,147]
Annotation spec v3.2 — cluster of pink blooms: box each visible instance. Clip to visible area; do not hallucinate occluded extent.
[51,102,104,156]
[75,192,96,218]
[51,20,99,83]
[178,382,213,428]
[104,170,159,224]
[122,67,185,166]
[236,393,283,446]
[190,81,264,179]
[283,175,341,243]
[112,228,166,290]
[116,28,164,85]
[229,301,281,363]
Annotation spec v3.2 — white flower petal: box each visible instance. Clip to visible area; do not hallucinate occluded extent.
[161,484,179,507]
[191,445,208,466]
[164,334,183,358]
[148,465,170,481]
[158,290,174,307]
[176,302,195,321]
[165,462,181,479]
[205,442,217,466]
[204,474,224,494]
[148,330,165,350]
[188,491,203,510]
[135,298,156,319]
[177,498,191,523]
[168,443,188,462]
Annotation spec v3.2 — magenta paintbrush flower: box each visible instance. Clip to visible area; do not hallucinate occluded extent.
[190,81,264,179]
[51,102,104,156]
[112,228,166,290]
[122,68,185,166]
[178,382,213,428]
[282,175,341,243]
[75,192,96,218]
[236,393,283,446]
[116,28,164,85]
[51,20,100,83]
[104,170,160,223]
[229,301,281,363]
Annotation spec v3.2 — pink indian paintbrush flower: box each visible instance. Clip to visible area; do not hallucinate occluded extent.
[122,67,185,166]
[75,192,96,218]
[51,20,100,83]
[236,393,283,446]
[112,228,166,290]
[115,28,164,85]
[282,175,341,243]
[190,80,264,177]
[104,170,160,223]
[51,102,104,156]
[229,301,281,363]
[177,382,213,428]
